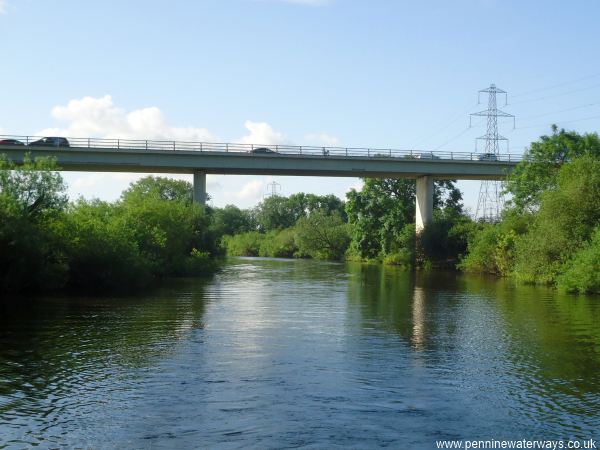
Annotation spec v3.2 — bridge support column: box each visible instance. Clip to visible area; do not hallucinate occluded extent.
[193,171,207,205]
[415,176,433,232]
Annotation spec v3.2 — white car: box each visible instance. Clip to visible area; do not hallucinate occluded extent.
[413,152,440,159]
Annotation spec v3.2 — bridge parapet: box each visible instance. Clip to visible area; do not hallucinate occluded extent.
[0,134,521,163]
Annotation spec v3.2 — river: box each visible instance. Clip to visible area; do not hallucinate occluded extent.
[1,257,599,448]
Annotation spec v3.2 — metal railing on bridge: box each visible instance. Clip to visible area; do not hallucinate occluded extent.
[0,134,522,162]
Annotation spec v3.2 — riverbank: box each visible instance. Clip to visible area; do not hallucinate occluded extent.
[0,159,222,296]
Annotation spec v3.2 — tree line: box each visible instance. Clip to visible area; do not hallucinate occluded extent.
[223,126,600,294]
[460,126,600,294]
[0,160,218,294]
[2,125,600,295]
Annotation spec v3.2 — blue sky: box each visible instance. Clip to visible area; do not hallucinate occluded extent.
[1,0,600,210]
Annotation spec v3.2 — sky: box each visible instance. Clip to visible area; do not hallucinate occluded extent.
[1,0,600,212]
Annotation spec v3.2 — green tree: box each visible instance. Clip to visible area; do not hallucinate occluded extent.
[0,154,67,217]
[558,227,600,294]
[292,193,347,220]
[121,175,194,203]
[459,210,530,276]
[345,178,463,259]
[222,231,264,256]
[119,176,215,275]
[295,211,350,260]
[60,199,152,292]
[418,209,474,266]
[505,126,600,211]
[254,196,299,231]
[254,193,346,231]
[258,228,298,258]
[212,204,255,236]
[513,155,600,284]
[0,155,69,293]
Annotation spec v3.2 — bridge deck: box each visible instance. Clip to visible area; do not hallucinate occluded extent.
[0,135,518,180]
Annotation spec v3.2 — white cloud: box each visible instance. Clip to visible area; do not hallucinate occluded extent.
[38,95,292,206]
[72,173,147,190]
[305,132,340,146]
[72,173,109,189]
[223,179,265,203]
[36,95,216,142]
[0,1,6,14]
[346,179,363,193]
[239,120,287,145]
[35,95,351,209]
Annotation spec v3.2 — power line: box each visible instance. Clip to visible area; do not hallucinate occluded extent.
[413,102,478,148]
[432,127,472,151]
[517,101,600,121]
[510,72,600,99]
[509,81,600,105]
[512,112,600,130]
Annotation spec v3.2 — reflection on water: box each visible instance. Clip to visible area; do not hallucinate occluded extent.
[0,258,599,448]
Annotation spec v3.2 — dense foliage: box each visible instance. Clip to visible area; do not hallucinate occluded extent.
[223,177,470,268]
[505,125,600,211]
[253,193,346,231]
[0,162,217,295]
[5,126,600,296]
[222,194,348,260]
[345,177,467,265]
[461,127,600,294]
[0,156,69,293]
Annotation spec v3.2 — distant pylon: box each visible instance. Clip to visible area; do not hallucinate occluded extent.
[265,180,281,198]
[469,84,515,221]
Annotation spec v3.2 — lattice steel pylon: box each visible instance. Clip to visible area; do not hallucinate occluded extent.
[469,84,515,221]
[265,180,281,198]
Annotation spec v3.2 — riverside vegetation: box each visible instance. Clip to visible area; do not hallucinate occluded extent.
[0,159,218,294]
[2,126,600,295]
[223,126,600,294]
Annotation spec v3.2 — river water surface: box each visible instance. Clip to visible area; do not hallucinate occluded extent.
[1,258,599,448]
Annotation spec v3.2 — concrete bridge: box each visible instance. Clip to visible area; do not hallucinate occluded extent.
[0,135,520,230]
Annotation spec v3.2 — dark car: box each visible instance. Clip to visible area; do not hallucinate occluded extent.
[0,139,25,146]
[29,137,70,147]
[477,152,498,161]
[250,147,277,154]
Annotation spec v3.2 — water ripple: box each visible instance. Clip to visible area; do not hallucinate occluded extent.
[0,259,599,448]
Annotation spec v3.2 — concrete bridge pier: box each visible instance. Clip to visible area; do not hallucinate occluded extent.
[193,171,207,205]
[415,175,433,232]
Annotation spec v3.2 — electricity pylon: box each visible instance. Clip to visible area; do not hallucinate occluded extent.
[470,84,515,221]
[265,181,281,198]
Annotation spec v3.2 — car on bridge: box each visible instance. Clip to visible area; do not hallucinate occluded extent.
[0,139,25,146]
[29,137,70,148]
[412,152,440,159]
[477,153,498,161]
[249,147,278,154]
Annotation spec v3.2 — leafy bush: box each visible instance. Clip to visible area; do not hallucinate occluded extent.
[222,231,264,256]
[258,229,298,258]
[0,168,220,295]
[184,249,215,275]
[295,211,350,260]
[557,228,600,294]
[61,200,152,292]
[383,250,412,267]
[513,155,600,285]
[459,210,530,276]
[0,155,69,293]
[418,212,471,266]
